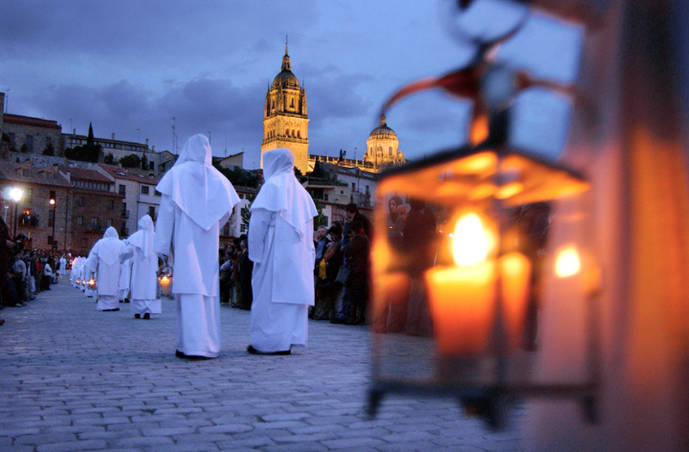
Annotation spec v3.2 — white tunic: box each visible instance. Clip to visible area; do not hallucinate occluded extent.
[86,227,127,310]
[154,134,238,357]
[123,215,161,315]
[119,256,132,300]
[248,148,317,353]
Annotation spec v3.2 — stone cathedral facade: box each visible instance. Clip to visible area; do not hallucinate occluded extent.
[261,44,405,175]
[260,43,310,174]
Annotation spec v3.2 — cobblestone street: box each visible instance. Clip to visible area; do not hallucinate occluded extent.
[0,278,522,451]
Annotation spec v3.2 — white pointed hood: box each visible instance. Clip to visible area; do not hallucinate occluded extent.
[98,226,122,265]
[251,148,317,238]
[128,214,155,258]
[156,134,239,231]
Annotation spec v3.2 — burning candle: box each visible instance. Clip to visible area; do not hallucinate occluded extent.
[500,252,532,349]
[159,275,171,297]
[425,213,497,356]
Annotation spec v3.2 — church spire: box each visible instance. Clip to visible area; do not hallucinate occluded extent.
[281,35,291,71]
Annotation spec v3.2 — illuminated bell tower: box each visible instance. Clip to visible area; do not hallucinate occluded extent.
[261,40,310,174]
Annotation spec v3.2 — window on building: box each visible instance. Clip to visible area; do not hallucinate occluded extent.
[365,185,370,195]
[76,197,84,207]
[108,199,114,209]
[118,184,126,196]
[25,134,34,151]
[147,205,156,220]
[8,133,15,146]
[149,161,154,170]
[107,218,113,226]
[91,217,98,226]
[141,185,149,195]
[352,183,356,192]
[76,216,83,225]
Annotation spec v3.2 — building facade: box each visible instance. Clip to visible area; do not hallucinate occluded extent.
[59,166,124,255]
[0,162,71,250]
[261,43,310,174]
[0,92,65,157]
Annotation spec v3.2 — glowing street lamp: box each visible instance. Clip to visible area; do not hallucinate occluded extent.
[8,186,23,238]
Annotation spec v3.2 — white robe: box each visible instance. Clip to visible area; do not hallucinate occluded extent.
[155,194,230,356]
[122,245,160,316]
[248,209,314,352]
[86,228,127,311]
[119,257,132,301]
[154,134,238,357]
[58,257,67,276]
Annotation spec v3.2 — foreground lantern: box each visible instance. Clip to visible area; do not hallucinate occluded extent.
[87,278,97,290]
[368,146,596,428]
[158,266,172,298]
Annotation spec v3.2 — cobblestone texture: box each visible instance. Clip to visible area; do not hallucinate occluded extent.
[0,277,523,450]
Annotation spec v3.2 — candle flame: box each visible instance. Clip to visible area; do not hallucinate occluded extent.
[452,213,490,266]
[555,245,581,278]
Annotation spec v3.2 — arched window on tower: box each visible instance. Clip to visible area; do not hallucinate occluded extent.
[285,129,289,136]
[290,98,295,109]
[389,147,393,156]
[297,130,301,138]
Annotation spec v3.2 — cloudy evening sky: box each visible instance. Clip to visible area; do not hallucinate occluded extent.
[0,0,581,168]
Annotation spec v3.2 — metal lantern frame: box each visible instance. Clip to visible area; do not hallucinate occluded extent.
[367,0,603,429]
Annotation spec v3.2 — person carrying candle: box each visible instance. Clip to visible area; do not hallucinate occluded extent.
[154,133,239,359]
[122,214,160,320]
[86,226,127,312]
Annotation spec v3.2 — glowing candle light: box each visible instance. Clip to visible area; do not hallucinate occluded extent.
[425,213,496,356]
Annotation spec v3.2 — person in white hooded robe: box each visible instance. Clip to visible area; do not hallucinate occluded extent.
[247,148,318,355]
[154,134,239,359]
[122,215,160,319]
[58,255,67,279]
[86,226,127,311]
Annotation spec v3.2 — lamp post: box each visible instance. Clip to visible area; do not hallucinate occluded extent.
[9,187,23,239]
[49,197,56,248]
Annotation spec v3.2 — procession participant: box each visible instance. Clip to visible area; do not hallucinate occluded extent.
[154,134,239,359]
[119,255,132,303]
[57,255,67,279]
[86,227,127,311]
[122,215,159,320]
[247,148,317,355]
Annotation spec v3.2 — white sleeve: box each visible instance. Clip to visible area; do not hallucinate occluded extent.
[120,243,134,262]
[85,243,98,275]
[248,208,272,263]
[154,195,175,257]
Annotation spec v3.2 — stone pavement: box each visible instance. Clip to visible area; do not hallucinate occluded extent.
[0,278,522,451]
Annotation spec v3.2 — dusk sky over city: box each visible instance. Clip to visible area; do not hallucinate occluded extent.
[1,0,581,168]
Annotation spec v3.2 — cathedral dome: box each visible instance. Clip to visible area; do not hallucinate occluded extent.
[272,69,300,90]
[369,114,398,140]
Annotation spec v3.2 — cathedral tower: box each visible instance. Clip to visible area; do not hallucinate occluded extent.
[261,41,310,174]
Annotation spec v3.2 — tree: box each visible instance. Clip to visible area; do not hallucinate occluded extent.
[20,144,29,153]
[42,143,55,156]
[120,154,141,168]
[104,153,114,164]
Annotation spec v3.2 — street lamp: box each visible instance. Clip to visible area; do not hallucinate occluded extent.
[49,196,56,248]
[8,186,23,239]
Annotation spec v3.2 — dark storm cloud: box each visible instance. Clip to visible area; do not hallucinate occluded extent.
[157,77,265,152]
[0,0,318,63]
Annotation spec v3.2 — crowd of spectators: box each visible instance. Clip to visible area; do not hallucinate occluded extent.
[1,213,70,325]
[218,236,253,310]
